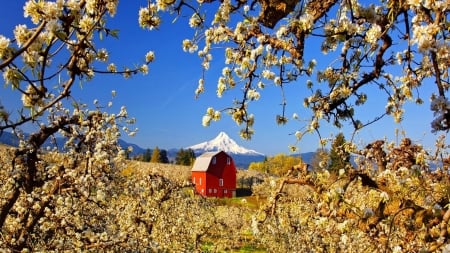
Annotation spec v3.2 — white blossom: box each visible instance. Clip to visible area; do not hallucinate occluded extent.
[0,35,10,59]
[365,24,381,45]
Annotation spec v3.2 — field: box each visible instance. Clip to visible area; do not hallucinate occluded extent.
[1,143,450,252]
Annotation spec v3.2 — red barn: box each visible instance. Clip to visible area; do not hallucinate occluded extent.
[191,151,237,198]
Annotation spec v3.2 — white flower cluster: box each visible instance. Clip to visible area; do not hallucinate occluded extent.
[365,24,381,45]
[182,39,198,53]
[139,4,161,30]
[0,35,10,59]
[246,89,260,101]
[202,107,221,127]
[212,0,232,25]
[20,84,47,118]
[24,0,63,24]
[412,23,440,52]
[189,13,203,28]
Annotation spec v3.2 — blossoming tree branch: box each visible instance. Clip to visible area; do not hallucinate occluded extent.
[139,0,449,141]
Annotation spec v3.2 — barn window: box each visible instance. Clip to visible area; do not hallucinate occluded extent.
[208,188,212,193]
[219,178,223,186]
[193,177,196,184]
[199,177,202,185]
[212,157,216,164]
[214,189,217,193]
[227,157,231,165]
[224,189,227,194]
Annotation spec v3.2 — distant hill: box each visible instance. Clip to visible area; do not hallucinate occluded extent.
[0,131,145,157]
[117,139,146,157]
[292,152,317,165]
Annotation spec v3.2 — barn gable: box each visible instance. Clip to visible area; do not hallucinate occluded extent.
[191,151,220,172]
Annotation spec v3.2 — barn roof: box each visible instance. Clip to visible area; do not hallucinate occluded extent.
[191,151,225,172]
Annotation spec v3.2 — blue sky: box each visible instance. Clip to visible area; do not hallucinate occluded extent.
[0,1,443,156]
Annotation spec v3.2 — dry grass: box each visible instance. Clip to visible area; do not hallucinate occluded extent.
[121,160,192,184]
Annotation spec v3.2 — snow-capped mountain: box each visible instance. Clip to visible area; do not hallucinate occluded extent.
[187,131,264,156]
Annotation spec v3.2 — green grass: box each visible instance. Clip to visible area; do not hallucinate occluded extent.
[233,244,266,252]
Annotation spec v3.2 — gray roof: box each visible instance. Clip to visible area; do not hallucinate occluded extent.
[191,151,222,172]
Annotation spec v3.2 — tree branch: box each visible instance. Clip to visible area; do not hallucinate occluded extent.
[0,21,47,70]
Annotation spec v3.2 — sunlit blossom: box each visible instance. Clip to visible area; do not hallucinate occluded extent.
[139,5,161,30]
[145,51,155,62]
[140,64,149,74]
[365,24,381,45]
[96,48,109,62]
[79,16,95,34]
[189,13,202,28]
[0,35,10,59]
[294,131,302,140]
[14,24,30,47]
[107,63,117,72]
[247,89,260,100]
[202,115,211,126]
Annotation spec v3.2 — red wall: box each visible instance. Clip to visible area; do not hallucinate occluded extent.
[192,171,207,196]
[192,152,236,198]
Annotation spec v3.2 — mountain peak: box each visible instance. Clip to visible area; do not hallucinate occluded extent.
[187,132,264,156]
[216,131,229,138]
[213,131,232,143]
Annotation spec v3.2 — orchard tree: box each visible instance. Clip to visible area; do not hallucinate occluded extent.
[248,157,270,173]
[142,148,152,162]
[0,0,215,247]
[175,148,196,166]
[159,148,170,163]
[139,0,449,144]
[0,0,150,250]
[249,153,302,176]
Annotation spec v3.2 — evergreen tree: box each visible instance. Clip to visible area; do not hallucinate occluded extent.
[150,146,161,163]
[142,148,151,162]
[159,149,169,164]
[328,133,351,174]
[175,148,196,166]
